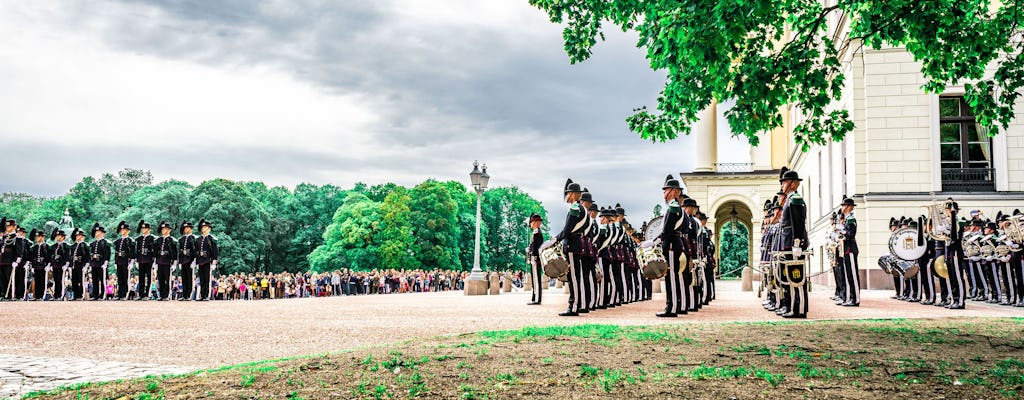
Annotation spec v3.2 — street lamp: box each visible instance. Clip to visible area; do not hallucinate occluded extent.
[466,161,489,293]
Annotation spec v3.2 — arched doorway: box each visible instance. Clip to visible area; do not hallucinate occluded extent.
[712,201,754,279]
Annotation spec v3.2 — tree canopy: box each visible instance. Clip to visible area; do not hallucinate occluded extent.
[529,0,1024,149]
[0,169,547,275]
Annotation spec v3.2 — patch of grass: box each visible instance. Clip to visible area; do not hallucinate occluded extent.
[489,372,520,386]
[678,364,784,387]
[580,364,600,378]
[459,384,487,400]
[239,374,255,388]
[542,357,554,364]
[796,362,872,380]
[145,381,158,391]
[598,368,625,393]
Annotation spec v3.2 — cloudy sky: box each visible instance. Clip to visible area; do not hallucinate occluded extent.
[0,0,749,230]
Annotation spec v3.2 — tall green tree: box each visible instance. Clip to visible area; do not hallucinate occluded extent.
[186,179,268,275]
[483,186,547,271]
[308,192,383,272]
[0,193,42,223]
[113,180,194,230]
[529,0,1024,148]
[379,188,419,270]
[718,222,749,278]
[408,180,460,270]
[288,183,348,272]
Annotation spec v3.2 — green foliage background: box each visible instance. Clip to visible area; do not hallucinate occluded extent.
[717,221,749,278]
[0,169,547,274]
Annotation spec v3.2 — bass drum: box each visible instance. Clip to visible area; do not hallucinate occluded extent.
[889,227,926,261]
[644,217,664,242]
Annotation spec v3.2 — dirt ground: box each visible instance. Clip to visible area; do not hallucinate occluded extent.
[25,317,1024,399]
[1,281,1019,369]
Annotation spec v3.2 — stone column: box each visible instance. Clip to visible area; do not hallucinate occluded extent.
[503,274,513,292]
[525,274,533,291]
[741,267,753,292]
[693,101,719,173]
[488,274,500,295]
[653,278,662,293]
[555,279,563,288]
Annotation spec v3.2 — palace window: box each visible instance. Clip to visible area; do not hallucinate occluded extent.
[939,96,994,191]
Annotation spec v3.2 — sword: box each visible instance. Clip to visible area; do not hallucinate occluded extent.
[22,262,32,301]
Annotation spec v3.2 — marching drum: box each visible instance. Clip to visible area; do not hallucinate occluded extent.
[541,242,569,279]
[638,246,668,279]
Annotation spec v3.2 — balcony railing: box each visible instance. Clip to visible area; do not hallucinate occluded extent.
[941,168,995,192]
[714,163,754,173]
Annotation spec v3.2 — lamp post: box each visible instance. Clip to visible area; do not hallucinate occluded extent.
[729,206,739,235]
[465,161,490,294]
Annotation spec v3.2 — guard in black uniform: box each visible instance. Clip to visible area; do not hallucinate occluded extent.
[578,190,598,312]
[778,168,808,318]
[680,198,701,312]
[554,179,588,316]
[196,219,220,301]
[178,220,197,301]
[837,196,860,306]
[596,207,616,308]
[69,228,89,300]
[29,230,51,300]
[135,220,155,300]
[155,221,178,300]
[657,175,686,317]
[88,223,111,300]
[12,226,31,300]
[112,221,135,300]
[50,229,70,300]
[698,212,716,304]
[526,213,544,305]
[944,200,966,309]
[1,218,24,300]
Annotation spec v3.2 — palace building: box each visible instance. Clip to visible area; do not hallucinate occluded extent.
[680,40,1024,290]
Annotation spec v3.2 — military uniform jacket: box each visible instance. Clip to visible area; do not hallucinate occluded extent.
[0,232,22,264]
[681,214,699,256]
[946,211,963,253]
[779,192,808,250]
[841,212,858,255]
[178,234,198,266]
[50,242,70,268]
[555,202,589,254]
[14,237,30,262]
[136,234,156,263]
[154,236,178,265]
[579,217,599,259]
[596,224,613,258]
[527,229,543,259]
[89,239,111,266]
[113,237,135,265]
[661,200,685,254]
[69,241,90,267]
[196,234,219,264]
[29,242,51,268]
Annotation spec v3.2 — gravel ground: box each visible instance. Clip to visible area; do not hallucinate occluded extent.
[0,281,1019,370]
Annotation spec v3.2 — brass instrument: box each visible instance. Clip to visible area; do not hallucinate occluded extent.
[1005,215,1024,245]
[922,198,953,241]
[933,256,949,279]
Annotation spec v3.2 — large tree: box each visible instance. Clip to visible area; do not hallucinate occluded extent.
[482,186,547,272]
[409,180,461,270]
[308,192,383,272]
[529,0,1024,148]
[186,179,268,275]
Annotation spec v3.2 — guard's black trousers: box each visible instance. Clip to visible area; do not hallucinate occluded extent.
[181,264,194,300]
[198,263,213,300]
[138,262,154,299]
[529,256,542,304]
[116,262,129,299]
[90,263,105,299]
[157,263,172,299]
[33,267,47,300]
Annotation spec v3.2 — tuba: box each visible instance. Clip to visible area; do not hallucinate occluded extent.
[922,200,952,241]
